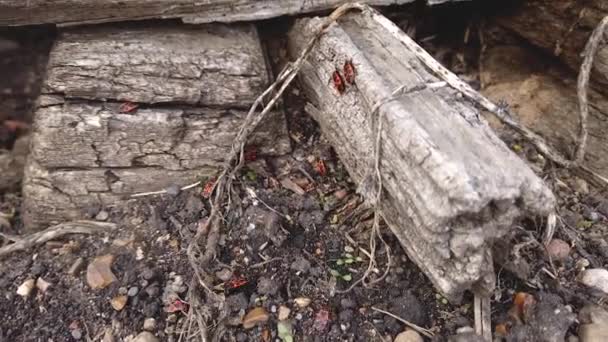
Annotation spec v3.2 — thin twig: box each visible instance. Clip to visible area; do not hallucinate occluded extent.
[371,306,434,338]
[575,16,608,164]
[0,221,115,258]
[182,3,366,341]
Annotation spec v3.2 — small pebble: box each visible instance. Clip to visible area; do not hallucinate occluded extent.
[294,297,311,308]
[136,247,145,261]
[128,286,139,297]
[71,329,83,340]
[141,268,157,281]
[278,305,291,321]
[95,210,109,221]
[111,295,128,311]
[547,239,571,261]
[579,268,608,294]
[145,285,160,297]
[36,277,51,293]
[16,279,35,298]
[143,318,157,331]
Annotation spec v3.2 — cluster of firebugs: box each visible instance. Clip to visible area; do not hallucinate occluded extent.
[331,59,356,94]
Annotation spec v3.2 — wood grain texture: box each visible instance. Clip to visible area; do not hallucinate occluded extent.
[44,23,269,108]
[288,14,555,300]
[22,23,291,230]
[0,0,425,26]
[497,0,608,94]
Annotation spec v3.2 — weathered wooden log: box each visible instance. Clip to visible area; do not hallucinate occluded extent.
[22,23,290,230]
[288,13,555,300]
[497,0,608,94]
[0,0,463,27]
[481,44,608,178]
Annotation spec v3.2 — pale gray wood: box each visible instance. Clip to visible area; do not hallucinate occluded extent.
[44,23,269,108]
[498,0,608,95]
[0,0,423,27]
[30,100,289,170]
[22,23,291,230]
[288,14,555,300]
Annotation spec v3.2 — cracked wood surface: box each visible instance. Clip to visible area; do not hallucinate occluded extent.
[498,0,608,95]
[23,23,290,230]
[0,0,464,27]
[44,23,269,108]
[288,14,555,300]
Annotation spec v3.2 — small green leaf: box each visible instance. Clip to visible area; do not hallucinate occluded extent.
[330,269,341,277]
[344,253,354,259]
[342,274,352,281]
[246,170,257,181]
[355,256,364,262]
[277,321,293,342]
[344,245,355,253]
[512,144,523,152]
[336,259,344,266]
[344,258,354,264]
[577,220,593,229]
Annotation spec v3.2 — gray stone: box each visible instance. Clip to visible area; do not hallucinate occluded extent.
[95,210,109,221]
[143,318,156,331]
[128,286,139,297]
[71,329,83,340]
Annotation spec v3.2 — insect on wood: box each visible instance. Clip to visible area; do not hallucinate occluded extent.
[343,60,356,85]
[330,70,346,94]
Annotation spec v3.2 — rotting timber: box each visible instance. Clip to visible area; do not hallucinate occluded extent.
[288,12,555,301]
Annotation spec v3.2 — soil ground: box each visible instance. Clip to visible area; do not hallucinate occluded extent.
[1,3,608,342]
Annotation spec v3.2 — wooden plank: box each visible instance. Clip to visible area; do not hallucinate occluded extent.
[22,23,291,230]
[287,14,555,300]
[0,0,421,27]
[497,0,608,95]
[43,23,269,108]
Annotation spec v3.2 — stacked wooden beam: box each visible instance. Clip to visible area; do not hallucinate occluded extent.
[0,0,433,27]
[22,23,291,230]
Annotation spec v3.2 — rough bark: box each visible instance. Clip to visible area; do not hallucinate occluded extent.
[481,44,608,178]
[288,14,555,300]
[497,0,608,95]
[23,23,290,230]
[0,0,463,27]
